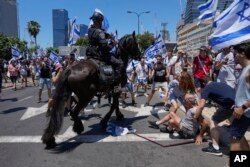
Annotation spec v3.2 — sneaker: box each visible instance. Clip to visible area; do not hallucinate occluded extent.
[202,145,222,156]
[159,125,174,133]
[132,100,137,106]
[147,120,159,129]
[144,102,149,107]
[144,93,148,97]
[164,104,171,111]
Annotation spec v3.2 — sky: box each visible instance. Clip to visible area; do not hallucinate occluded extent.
[18,0,186,48]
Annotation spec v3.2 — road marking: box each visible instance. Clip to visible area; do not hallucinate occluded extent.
[17,96,33,102]
[122,104,167,117]
[20,104,48,120]
[0,132,180,143]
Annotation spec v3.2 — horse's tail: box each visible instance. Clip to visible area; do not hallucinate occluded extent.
[42,69,71,144]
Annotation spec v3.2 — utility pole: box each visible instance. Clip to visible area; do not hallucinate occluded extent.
[160,22,170,42]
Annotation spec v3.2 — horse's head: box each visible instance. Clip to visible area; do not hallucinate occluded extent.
[118,31,141,61]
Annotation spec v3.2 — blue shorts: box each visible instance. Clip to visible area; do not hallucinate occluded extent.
[230,115,250,140]
[194,77,205,89]
[39,78,52,89]
[137,77,147,85]
[212,107,234,124]
[126,82,135,93]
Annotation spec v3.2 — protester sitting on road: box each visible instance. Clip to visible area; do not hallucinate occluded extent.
[148,71,197,125]
[195,77,236,156]
[148,92,201,140]
[163,71,196,112]
[144,54,169,110]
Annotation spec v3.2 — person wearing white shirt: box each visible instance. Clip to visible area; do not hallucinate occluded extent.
[135,57,149,97]
[215,47,236,88]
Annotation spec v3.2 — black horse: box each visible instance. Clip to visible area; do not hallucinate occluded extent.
[42,31,141,148]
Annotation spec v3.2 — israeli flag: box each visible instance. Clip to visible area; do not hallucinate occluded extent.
[209,0,250,50]
[88,9,110,32]
[11,46,20,58]
[49,51,59,63]
[144,34,166,62]
[68,18,80,46]
[127,59,139,71]
[32,52,37,59]
[197,0,218,25]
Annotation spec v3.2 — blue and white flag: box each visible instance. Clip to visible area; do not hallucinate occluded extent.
[49,51,59,63]
[11,46,20,58]
[209,0,250,50]
[32,52,37,59]
[68,18,80,46]
[144,34,166,62]
[88,9,110,32]
[197,0,218,25]
[127,59,139,72]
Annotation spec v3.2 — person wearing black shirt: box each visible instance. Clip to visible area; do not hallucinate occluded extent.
[145,54,168,108]
[37,57,52,103]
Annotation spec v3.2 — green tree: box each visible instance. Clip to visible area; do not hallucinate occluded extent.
[27,20,41,47]
[0,33,28,60]
[74,37,89,46]
[136,31,155,53]
[46,47,59,57]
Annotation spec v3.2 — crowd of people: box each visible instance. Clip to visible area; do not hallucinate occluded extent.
[0,42,249,158]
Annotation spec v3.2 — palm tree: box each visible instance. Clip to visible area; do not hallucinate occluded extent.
[27,20,41,48]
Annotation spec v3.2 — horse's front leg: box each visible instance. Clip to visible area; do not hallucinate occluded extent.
[114,92,124,121]
[70,101,85,134]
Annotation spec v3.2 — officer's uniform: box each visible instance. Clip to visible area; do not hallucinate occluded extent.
[86,12,123,83]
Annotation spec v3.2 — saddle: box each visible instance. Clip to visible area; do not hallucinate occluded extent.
[99,62,115,86]
[88,58,115,88]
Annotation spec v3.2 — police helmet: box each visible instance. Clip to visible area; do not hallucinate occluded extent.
[90,12,104,22]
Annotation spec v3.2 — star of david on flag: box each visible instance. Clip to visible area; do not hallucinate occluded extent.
[49,51,59,63]
[11,46,21,58]
[209,0,250,50]
[144,34,166,62]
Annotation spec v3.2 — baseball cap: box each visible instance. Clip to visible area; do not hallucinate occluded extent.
[55,63,63,71]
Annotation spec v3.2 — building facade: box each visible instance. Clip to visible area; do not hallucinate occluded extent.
[0,0,18,37]
[184,0,206,24]
[217,0,234,12]
[52,9,69,48]
[178,0,234,57]
[79,24,88,37]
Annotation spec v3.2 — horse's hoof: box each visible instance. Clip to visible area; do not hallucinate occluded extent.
[116,114,124,121]
[73,120,84,134]
[45,141,57,149]
[43,137,57,149]
[100,120,107,129]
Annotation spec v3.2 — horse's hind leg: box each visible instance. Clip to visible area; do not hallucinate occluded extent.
[70,101,86,134]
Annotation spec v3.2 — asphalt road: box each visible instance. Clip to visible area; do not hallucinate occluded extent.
[0,81,229,167]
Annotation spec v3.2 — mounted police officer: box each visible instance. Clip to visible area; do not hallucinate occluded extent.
[86,11,123,84]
